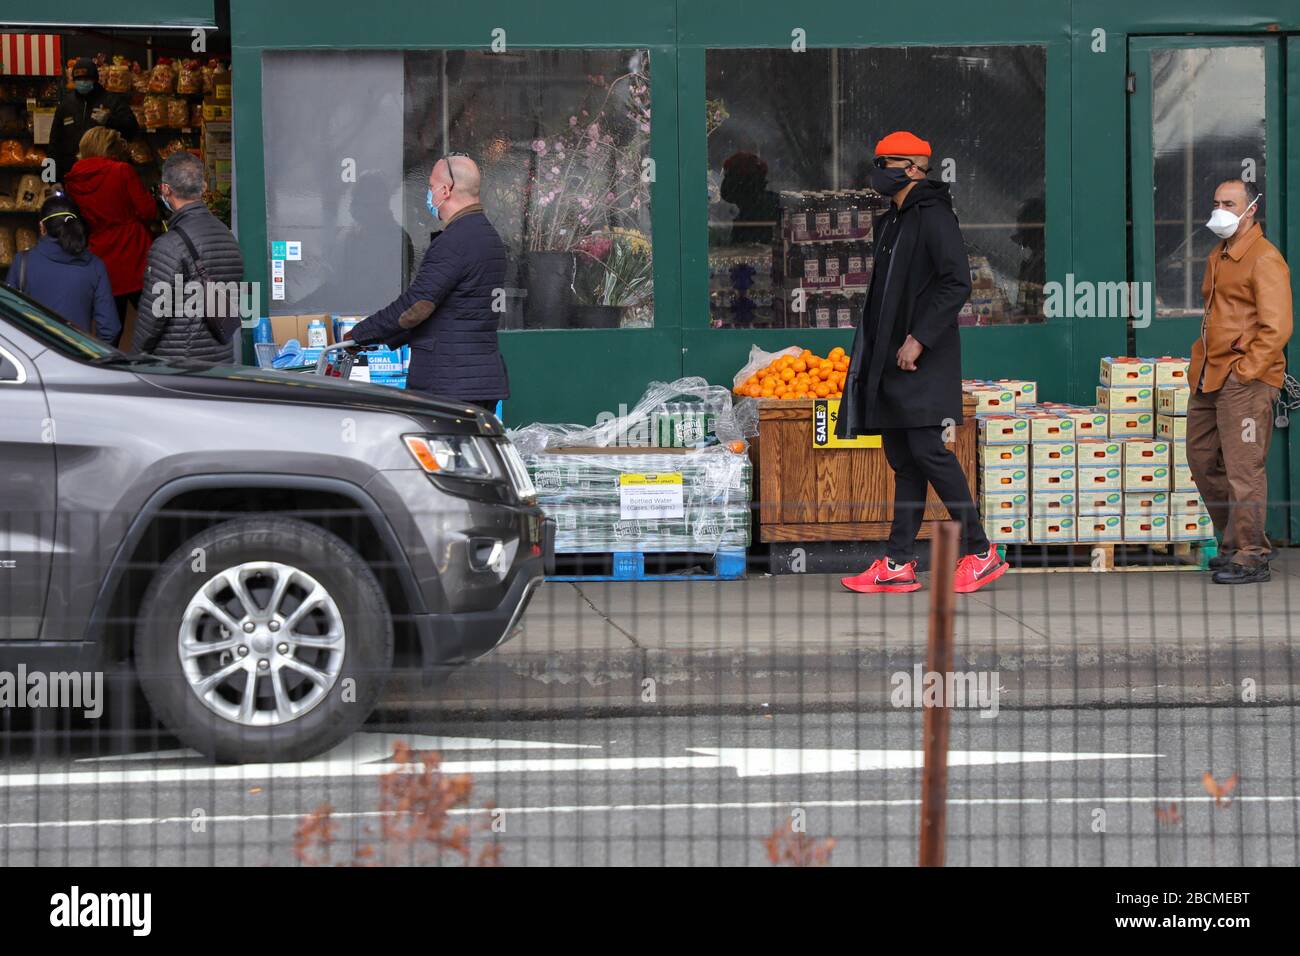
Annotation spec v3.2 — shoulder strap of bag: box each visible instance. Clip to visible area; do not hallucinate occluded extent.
[16,250,27,294]
[169,221,237,348]
[170,223,209,282]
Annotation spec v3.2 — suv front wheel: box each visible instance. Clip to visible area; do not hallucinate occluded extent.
[134,516,394,763]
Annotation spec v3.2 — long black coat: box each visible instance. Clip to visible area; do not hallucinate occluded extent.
[835,180,971,437]
[349,205,509,402]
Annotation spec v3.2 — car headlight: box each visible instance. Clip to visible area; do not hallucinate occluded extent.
[403,435,491,478]
[496,440,537,502]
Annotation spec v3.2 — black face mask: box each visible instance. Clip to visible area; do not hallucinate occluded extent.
[871,165,915,196]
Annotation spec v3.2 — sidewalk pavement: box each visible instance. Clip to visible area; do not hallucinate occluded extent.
[384,550,1300,715]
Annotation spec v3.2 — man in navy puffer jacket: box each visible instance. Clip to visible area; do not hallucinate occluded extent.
[346,155,509,409]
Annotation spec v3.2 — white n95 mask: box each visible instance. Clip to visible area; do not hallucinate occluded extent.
[1206,194,1259,239]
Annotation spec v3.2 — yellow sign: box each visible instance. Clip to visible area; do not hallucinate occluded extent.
[813,399,882,449]
[619,473,684,519]
[619,473,684,486]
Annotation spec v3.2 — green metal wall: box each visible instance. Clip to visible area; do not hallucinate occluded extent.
[0,2,214,27]
[227,0,1300,530]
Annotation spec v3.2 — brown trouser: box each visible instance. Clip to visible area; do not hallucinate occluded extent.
[1186,375,1280,566]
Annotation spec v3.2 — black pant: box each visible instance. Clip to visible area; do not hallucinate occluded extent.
[113,292,140,349]
[881,426,988,561]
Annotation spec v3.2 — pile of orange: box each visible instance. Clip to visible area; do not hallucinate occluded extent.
[735,347,850,400]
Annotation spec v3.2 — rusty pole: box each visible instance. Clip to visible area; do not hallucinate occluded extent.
[919,519,960,867]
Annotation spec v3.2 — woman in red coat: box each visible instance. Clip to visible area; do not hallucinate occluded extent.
[63,127,156,341]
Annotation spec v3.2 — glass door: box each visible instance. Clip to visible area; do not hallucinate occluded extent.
[1128,37,1280,358]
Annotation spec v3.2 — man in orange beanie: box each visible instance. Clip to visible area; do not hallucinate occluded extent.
[836,131,1006,595]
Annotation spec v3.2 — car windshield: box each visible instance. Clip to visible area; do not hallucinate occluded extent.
[0,284,122,361]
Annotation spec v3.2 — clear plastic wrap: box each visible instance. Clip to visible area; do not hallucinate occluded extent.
[523,445,753,553]
[509,375,756,554]
[508,375,757,455]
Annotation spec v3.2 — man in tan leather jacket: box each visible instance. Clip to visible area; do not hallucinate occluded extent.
[1187,179,1292,584]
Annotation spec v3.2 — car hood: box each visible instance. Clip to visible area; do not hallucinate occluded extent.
[129,359,493,433]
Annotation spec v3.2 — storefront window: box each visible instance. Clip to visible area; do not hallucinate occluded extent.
[1150,45,1266,319]
[263,49,653,329]
[706,46,1046,329]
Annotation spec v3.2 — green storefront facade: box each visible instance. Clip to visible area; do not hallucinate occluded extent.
[7,1,1300,535]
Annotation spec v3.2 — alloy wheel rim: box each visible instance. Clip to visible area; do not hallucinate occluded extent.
[177,562,346,727]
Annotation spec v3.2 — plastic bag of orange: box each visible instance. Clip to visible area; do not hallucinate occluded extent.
[731,343,804,391]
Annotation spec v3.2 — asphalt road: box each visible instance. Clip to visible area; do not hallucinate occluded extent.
[2,704,1296,866]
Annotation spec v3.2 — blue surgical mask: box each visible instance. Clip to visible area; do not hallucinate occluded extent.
[74,80,94,95]
[426,188,440,220]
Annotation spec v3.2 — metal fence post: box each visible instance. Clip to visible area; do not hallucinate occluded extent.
[920,519,960,867]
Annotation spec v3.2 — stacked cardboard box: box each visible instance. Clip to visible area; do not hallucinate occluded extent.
[1153,373,1210,541]
[974,357,1210,545]
[974,380,1035,543]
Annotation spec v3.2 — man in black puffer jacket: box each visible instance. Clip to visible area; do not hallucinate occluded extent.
[345,154,509,409]
[134,153,244,365]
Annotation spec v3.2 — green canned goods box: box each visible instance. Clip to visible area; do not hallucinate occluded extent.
[545,503,751,553]
[525,452,751,504]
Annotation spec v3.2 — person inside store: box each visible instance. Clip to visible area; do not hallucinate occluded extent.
[3,193,120,344]
[63,127,155,344]
[317,170,415,309]
[835,130,1008,595]
[50,57,140,184]
[343,154,509,413]
[1011,196,1046,320]
[133,152,244,365]
[719,151,780,246]
[1187,178,1293,586]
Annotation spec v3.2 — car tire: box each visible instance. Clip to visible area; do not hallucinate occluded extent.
[133,516,393,763]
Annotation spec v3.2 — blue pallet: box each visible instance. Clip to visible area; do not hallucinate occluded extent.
[548,548,748,582]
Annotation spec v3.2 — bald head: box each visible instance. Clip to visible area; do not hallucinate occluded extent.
[428,154,481,223]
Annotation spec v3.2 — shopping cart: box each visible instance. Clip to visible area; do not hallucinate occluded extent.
[265,341,505,418]
[259,341,370,378]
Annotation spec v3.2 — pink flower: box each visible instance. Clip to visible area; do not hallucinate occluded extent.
[531,139,547,155]
[569,116,578,126]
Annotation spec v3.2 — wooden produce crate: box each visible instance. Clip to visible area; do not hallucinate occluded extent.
[751,394,977,542]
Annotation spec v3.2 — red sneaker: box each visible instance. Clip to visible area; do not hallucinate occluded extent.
[953,549,1009,593]
[841,557,922,593]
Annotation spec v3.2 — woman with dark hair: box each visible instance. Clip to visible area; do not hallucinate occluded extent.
[3,194,120,343]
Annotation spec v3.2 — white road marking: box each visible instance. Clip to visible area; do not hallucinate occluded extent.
[686,749,1159,777]
[73,734,598,766]
[1,794,1294,832]
[0,747,1156,788]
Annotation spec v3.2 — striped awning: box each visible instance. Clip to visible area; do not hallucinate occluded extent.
[0,34,64,76]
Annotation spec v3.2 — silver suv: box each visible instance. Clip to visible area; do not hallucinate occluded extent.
[0,287,553,763]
